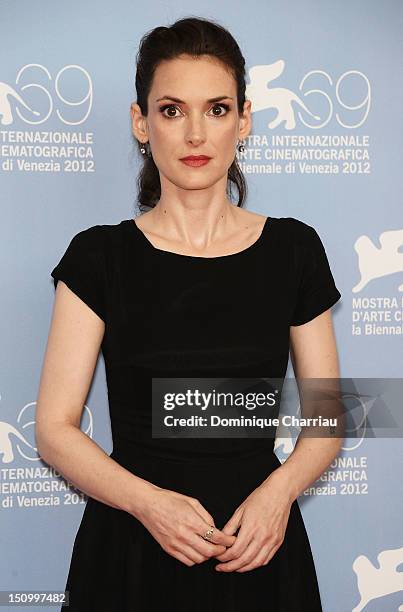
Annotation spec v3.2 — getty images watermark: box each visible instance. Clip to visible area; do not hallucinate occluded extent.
[151,377,403,439]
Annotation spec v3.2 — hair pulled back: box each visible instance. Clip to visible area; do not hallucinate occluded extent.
[134,16,248,212]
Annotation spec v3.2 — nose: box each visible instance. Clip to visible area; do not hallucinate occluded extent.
[185,131,206,146]
[185,114,207,146]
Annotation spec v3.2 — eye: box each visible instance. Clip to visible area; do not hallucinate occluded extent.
[208,103,230,117]
[159,104,182,118]
[158,102,230,119]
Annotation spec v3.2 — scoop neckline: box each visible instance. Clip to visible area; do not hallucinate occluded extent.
[126,216,272,260]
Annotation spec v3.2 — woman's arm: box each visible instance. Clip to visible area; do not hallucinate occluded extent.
[36,281,160,520]
[37,281,236,565]
[264,307,343,503]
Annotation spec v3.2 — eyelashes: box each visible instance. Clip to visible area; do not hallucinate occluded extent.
[158,102,230,119]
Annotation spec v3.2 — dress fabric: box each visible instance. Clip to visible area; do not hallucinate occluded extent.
[50,215,341,611]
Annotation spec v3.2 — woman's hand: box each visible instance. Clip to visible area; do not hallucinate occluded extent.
[213,472,294,573]
[136,487,236,567]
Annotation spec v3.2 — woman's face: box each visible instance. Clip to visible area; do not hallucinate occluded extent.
[131,54,251,193]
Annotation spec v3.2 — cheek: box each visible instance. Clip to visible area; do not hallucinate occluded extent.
[212,123,238,148]
[151,124,172,141]
[156,127,185,159]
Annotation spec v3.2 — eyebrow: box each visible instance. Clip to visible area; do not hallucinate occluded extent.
[155,95,234,103]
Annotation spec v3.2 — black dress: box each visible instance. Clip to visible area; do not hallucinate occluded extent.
[51,215,341,611]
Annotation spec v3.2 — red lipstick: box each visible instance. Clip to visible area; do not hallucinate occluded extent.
[180,155,211,167]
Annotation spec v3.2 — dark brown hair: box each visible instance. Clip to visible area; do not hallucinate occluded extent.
[133,16,248,213]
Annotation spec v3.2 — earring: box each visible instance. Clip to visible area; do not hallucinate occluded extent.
[237,139,246,152]
[140,142,151,157]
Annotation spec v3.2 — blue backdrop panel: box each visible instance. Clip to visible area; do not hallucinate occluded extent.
[1,2,402,611]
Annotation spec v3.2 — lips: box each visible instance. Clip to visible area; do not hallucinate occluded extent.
[180,156,211,161]
[180,155,211,167]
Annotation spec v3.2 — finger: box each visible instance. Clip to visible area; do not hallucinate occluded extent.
[210,529,236,548]
[232,539,282,572]
[260,541,282,566]
[172,549,200,567]
[235,547,270,572]
[188,499,235,547]
[196,519,236,548]
[179,543,210,565]
[214,537,253,564]
[240,540,282,572]
[221,510,241,536]
[213,523,252,561]
[188,532,227,557]
[216,539,259,572]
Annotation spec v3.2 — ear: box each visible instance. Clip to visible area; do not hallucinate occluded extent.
[130,102,148,141]
[238,98,252,142]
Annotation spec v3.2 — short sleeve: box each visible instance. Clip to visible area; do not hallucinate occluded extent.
[290,223,341,326]
[50,226,106,322]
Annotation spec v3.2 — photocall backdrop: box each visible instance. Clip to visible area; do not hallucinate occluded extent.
[1,2,402,611]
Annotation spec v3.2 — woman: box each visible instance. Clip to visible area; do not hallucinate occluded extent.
[36,16,342,611]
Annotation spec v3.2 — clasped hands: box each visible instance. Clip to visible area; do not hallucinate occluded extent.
[209,473,293,573]
[140,471,294,574]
